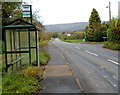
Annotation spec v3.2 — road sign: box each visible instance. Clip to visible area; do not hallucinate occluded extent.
[103,37,107,39]
[22,5,31,18]
[22,5,32,23]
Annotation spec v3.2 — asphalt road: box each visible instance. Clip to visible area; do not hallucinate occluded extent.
[49,38,119,93]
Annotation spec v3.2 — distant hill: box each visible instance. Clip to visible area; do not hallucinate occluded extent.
[45,22,88,32]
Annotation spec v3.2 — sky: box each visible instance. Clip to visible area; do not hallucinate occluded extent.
[23,0,120,25]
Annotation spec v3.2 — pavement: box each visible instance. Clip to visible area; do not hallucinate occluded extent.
[39,42,81,93]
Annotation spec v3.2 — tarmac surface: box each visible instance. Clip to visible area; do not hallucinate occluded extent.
[39,41,81,93]
[39,38,119,93]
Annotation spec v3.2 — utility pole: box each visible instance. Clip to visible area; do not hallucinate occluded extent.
[106,2,111,23]
[118,1,120,19]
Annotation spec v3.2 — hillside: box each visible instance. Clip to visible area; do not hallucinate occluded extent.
[45,22,88,32]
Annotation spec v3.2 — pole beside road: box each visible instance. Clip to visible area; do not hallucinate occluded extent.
[118,1,120,19]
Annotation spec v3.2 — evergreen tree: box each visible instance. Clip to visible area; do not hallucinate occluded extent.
[86,8,102,41]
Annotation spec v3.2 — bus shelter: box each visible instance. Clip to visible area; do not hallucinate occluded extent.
[2,19,40,72]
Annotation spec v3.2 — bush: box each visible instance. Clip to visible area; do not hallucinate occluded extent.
[103,41,120,51]
[2,66,42,94]
[107,19,120,43]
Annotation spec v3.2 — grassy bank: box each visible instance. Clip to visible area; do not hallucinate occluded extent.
[40,51,50,65]
[40,41,48,47]
[2,66,44,94]
[103,42,120,51]
[63,39,105,44]
[63,39,84,43]
[40,40,50,65]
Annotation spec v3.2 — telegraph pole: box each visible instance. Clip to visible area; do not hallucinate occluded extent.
[106,2,111,23]
[109,2,111,23]
[118,1,120,19]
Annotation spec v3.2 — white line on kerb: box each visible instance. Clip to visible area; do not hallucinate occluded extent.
[107,59,119,65]
[85,50,98,57]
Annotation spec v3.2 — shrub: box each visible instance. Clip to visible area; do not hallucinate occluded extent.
[103,41,120,51]
[40,51,50,65]
[2,66,43,94]
[107,19,120,43]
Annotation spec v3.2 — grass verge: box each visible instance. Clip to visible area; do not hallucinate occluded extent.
[40,51,50,65]
[40,41,48,47]
[40,40,50,65]
[2,66,44,94]
[103,41,120,51]
[63,39,105,44]
[63,39,84,43]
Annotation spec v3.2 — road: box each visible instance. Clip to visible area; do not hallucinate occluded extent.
[48,38,119,93]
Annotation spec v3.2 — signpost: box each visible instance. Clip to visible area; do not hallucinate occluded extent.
[103,37,107,41]
[22,5,32,23]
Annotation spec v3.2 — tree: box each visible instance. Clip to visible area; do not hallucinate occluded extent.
[2,2,22,25]
[86,8,102,41]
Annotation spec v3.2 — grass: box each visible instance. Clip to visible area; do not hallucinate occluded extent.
[39,40,50,65]
[39,41,49,47]
[63,39,105,44]
[40,51,50,65]
[63,39,84,43]
[2,66,44,94]
[103,41,120,51]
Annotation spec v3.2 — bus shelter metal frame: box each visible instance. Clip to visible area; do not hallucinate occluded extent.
[2,19,40,72]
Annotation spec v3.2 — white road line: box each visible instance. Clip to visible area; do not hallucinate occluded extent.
[75,47,80,50]
[107,59,119,65]
[104,77,117,87]
[66,62,69,64]
[85,50,98,57]
[113,76,118,80]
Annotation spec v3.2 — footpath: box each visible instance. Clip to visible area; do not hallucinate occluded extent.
[39,42,81,93]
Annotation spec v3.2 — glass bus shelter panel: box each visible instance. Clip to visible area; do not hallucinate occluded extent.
[20,30,29,49]
[30,31,36,47]
[6,29,21,51]
[31,48,36,64]
[7,53,29,72]
[14,30,19,50]
[6,30,13,51]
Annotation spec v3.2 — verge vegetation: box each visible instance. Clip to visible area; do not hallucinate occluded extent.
[103,19,120,51]
[40,40,50,65]
[63,39,83,43]
[2,66,43,94]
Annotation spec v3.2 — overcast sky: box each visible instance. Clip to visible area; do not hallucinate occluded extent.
[23,0,120,25]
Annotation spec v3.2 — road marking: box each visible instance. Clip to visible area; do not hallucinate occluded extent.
[96,84,98,87]
[85,50,98,57]
[86,70,91,73]
[103,76,107,78]
[107,59,119,65]
[104,77,117,87]
[113,76,118,80]
[75,47,80,50]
